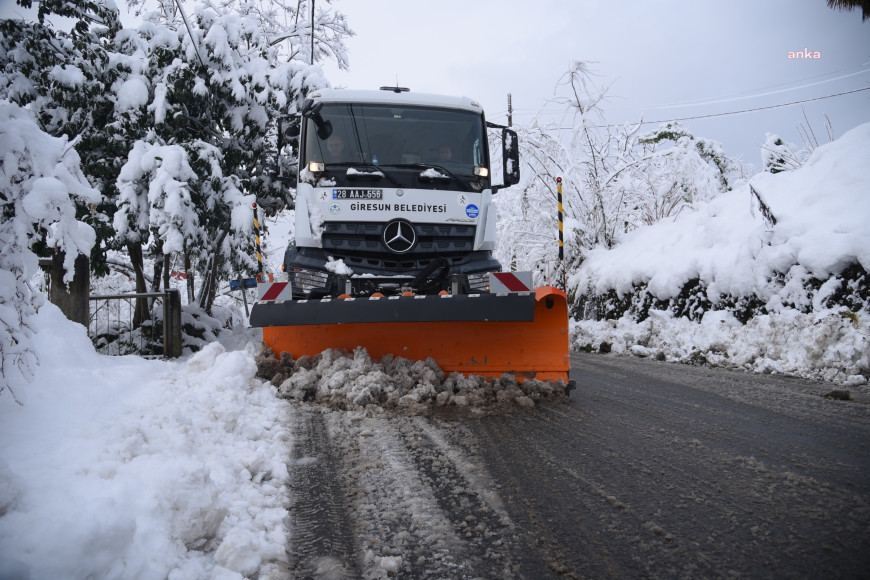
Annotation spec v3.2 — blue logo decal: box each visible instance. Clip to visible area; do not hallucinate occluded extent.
[465,204,479,218]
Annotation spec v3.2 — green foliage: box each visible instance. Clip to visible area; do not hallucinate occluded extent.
[638,122,692,145]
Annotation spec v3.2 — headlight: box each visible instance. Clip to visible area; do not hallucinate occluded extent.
[466,272,491,293]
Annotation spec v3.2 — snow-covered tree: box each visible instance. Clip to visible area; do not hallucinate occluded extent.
[0,101,98,398]
[2,0,340,316]
[497,62,645,286]
[633,122,734,225]
[128,0,353,68]
[0,0,127,279]
[497,63,737,291]
[114,138,203,320]
[124,3,329,312]
[760,132,807,174]
[497,117,638,285]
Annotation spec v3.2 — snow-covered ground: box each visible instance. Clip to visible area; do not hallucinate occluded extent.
[0,305,291,579]
[571,122,870,386]
[1,123,867,579]
[0,304,566,579]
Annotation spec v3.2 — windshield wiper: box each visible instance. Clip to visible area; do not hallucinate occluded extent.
[326,162,400,186]
[378,163,466,185]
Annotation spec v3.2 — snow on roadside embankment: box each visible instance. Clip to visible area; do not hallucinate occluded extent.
[0,303,291,580]
[570,123,870,386]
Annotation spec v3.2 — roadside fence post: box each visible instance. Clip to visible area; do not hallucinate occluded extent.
[164,289,182,358]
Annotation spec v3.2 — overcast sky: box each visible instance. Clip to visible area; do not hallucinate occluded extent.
[1,0,866,167]
[322,0,869,167]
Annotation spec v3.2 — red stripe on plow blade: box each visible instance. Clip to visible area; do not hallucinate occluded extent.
[492,272,531,292]
[261,282,289,300]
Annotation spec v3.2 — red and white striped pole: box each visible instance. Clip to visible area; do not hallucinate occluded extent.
[252,202,263,281]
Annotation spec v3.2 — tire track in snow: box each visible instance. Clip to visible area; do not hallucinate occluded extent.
[287,409,359,579]
[396,418,520,577]
[324,412,527,578]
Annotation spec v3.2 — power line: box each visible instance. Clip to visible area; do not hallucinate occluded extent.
[638,68,870,111]
[490,64,870,122]
[550,86,870,129]
[627,63,870,111]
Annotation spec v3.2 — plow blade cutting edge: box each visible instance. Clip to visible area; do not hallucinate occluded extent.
[251,286,571,383]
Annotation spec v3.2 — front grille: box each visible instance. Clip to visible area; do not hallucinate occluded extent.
[322,222,476,267]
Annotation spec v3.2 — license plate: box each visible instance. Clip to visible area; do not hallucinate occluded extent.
[332,188,383,200]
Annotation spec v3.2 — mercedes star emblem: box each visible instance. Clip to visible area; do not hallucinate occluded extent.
[383,219,416,254]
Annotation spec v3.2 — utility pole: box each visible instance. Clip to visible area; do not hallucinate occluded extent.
[507,93,513,127]
[557,176,566,291]
[310,0,315,65]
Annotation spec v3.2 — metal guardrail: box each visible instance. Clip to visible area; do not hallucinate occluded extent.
[88,289,182,358]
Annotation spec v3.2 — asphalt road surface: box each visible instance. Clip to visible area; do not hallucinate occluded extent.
[286,353,870,579]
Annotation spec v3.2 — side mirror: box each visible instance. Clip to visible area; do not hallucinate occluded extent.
[300,98,331,139]
[502,128,520,186]
[300,98,322,118]
[277,117,300,151]
[275,117,299,188]
[315,120,333,140]
[284,122,300,138]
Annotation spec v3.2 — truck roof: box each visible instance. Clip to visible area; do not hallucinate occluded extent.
[308,88,484,113]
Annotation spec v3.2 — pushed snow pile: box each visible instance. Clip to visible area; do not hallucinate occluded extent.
[256,347,570,415]
[0,303,291,579]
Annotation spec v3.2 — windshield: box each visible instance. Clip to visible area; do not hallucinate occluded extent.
[302,102,488,188]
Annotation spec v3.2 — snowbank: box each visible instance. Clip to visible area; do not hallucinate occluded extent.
[257,347,570,416]
[0,304,291,579]
[570,123,870,385]
[572,309,870,390]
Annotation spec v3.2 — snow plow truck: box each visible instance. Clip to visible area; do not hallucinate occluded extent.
[250,87,571,385]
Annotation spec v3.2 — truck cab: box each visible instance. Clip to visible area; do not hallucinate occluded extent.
[284,88,520,298]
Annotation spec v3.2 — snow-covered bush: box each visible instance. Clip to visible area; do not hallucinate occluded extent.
[0,101,98,396]
[760,133,808,174]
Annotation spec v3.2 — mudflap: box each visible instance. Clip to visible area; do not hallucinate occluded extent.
[251,287,571,384]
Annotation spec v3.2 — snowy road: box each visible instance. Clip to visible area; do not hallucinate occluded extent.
[286,353,870,579]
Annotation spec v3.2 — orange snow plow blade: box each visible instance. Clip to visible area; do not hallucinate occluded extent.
[252,287,570,383]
